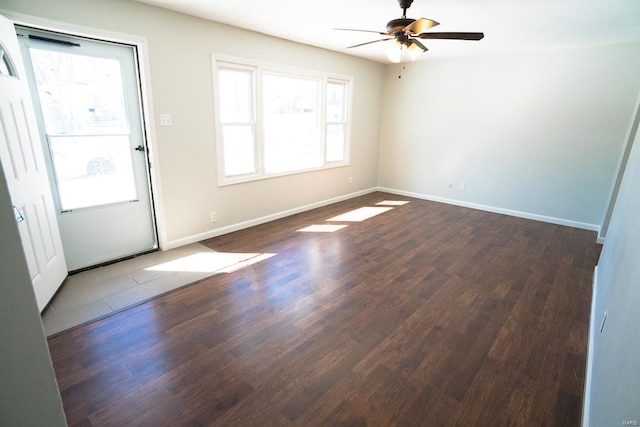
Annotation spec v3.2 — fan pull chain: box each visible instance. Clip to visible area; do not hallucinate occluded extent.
[398,65,406,79]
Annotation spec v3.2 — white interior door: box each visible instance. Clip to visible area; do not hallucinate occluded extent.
[0,15,67,311]
[17,27,157,271]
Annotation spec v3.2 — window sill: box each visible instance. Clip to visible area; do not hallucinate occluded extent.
[217,161,350,187]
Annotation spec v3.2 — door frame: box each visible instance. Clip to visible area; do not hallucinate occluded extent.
[0,9,169,251]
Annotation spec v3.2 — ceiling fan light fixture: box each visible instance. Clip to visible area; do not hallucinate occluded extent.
[386,40,405,63]
[387,39,425,63]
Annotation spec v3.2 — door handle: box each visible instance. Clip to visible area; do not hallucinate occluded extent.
[135,145,144,152]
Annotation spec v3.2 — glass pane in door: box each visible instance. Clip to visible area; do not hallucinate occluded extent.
[29,47,137,210]
[49,135,137,210]
[29,48,129,134]
[29,47,129,135]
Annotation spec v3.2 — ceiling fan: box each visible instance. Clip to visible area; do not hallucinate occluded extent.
[335,0,484,63]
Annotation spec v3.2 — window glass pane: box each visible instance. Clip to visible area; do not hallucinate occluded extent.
[263,74,321,174]
[28,48,128,135]
[49,135,137,210]
[218,68,253,123]
[222,125,255,176]
[327,82,346,122]
[1,47,17,77]
[326,124,345,162]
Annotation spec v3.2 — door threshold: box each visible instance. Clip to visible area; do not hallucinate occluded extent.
[69,248,159,275]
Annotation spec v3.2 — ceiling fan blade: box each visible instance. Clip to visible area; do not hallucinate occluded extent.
[334,28,391,36]
[416,32,485,41]
[403,18,440,35]
[346,38,394,49]
[409,38,428,52]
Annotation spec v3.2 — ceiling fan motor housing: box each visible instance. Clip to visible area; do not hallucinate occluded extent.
[386,18,416,34]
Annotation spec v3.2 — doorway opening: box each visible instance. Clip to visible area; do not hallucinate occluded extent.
[16,26,158,272]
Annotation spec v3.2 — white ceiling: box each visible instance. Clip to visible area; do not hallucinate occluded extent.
[133,0,640,63]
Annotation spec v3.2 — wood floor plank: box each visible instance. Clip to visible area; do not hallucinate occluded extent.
[48,192,600,426]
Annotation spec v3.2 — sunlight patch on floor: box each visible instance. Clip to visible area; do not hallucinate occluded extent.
[217,253,277,273]
[376,200,410,206]
[146,252,264,273]
[297,224,349,233]
[327,206,393,222]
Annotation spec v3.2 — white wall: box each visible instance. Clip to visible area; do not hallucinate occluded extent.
[587,97,640,425]
[0,161,66,425]
[0,0,384,247]
[378,43,640,232]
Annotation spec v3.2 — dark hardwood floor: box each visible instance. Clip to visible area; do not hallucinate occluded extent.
[48,192,601,426]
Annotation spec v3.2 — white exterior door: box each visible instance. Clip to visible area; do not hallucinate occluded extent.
[17,27,157,271]
[0,15,67,311]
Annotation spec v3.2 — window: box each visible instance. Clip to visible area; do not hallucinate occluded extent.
[218,66,256,176]
[326,81,348,163]
[213,58,351,185]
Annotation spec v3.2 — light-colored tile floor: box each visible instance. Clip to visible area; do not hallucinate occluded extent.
[41,243,262,337]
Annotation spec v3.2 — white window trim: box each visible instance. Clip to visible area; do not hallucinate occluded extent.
[212,54,352,186]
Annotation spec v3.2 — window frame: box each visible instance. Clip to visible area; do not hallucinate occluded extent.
[212,55,352,186]
[216,63,258,177]
[325,79,350,164]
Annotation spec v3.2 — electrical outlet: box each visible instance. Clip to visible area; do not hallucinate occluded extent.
[348,176,353,184]
[459,182,466,191]
[210,212,217,223]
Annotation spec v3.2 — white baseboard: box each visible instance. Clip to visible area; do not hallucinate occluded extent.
[162,187,377,250]
[376,187,602,235]
[582,265,598,427]
[164,186,603,251]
